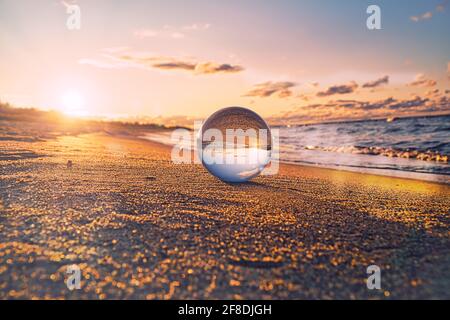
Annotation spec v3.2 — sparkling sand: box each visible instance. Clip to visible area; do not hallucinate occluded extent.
[0,133,449,299]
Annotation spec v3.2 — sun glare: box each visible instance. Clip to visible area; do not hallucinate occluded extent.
[60,90,86,116]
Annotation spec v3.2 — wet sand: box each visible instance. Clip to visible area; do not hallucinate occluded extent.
[0,133,449,299]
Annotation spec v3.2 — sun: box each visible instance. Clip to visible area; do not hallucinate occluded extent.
[60,90,86,116]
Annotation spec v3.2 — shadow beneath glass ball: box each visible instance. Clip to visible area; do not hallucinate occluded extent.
[221,180,273,189]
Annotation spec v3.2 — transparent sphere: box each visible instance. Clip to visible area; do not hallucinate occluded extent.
[200,106,272,182]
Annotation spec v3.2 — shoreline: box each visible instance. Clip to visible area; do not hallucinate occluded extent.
[136,133,450,186]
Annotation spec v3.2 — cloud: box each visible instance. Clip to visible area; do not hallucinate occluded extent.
[425,89,440,97]
[267,95,449,125]
[437,0,449,12]
[410,11,433,22]
[243,81,296,98]
[297,93,312,101]
[278,90,293,98]
[150,60,196,71]
[410,1,447,22]
[362,75,389,88]
[343,96,434,112]
[109,54,244,75]
[194,62,244,74]
[316,81,358,97]
[79,51,244,75]
[145,60,244,74]
[387,96,430,110]
[408,74,437,87]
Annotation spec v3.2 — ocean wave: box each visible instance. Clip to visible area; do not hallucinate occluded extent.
[302,145,448,163]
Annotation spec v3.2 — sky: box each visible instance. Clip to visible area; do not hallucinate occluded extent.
[0,0,449,125]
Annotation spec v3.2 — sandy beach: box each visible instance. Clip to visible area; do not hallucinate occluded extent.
[0,132,449,299]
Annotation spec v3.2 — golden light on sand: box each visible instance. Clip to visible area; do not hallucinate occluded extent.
[60,90,86,116]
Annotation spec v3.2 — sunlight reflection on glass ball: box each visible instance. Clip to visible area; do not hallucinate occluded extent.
[200,106,272,183]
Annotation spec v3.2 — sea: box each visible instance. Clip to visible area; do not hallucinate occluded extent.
[143,114,450,184]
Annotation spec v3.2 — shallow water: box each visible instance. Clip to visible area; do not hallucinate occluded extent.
[277,115,449,181]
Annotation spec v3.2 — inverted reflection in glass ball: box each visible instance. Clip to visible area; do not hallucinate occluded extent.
[200,106,272,182]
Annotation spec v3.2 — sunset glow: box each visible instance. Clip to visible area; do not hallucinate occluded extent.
[60,90,86,116]
[0,0,448,125]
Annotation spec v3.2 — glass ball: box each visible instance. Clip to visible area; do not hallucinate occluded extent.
[200,106,272,182]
